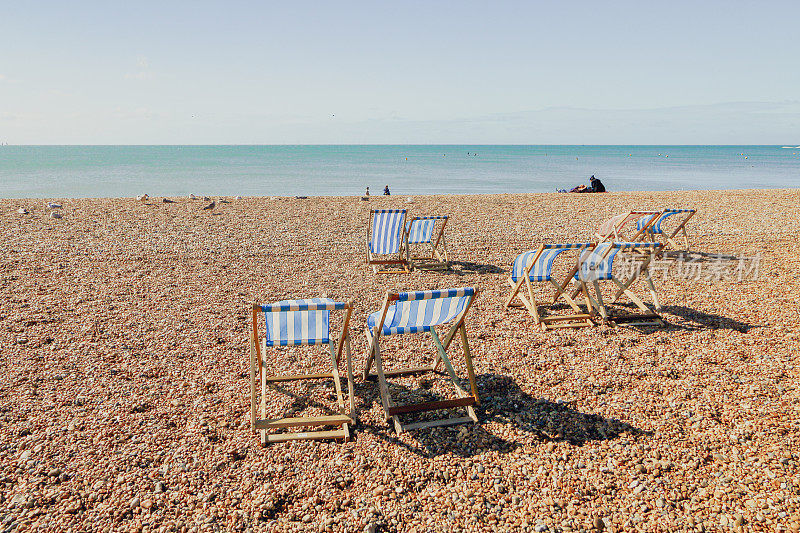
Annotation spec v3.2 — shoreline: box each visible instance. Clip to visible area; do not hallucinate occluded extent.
[3,186,799,202]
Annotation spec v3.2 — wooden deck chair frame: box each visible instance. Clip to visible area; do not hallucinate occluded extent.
[407,216,450,271]
[637,209,696,251]
[505,243,597,330]
[250,300,356,445]
[367,209,410,274]
[363,288,480,434]
[575,242,664,326]
[595,210,663,244]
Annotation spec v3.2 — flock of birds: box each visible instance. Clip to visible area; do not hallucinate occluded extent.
[135,193,241,211]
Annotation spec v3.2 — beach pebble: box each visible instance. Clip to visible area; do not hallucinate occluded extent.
[17,207,29,214]
[50,212,62,219]
[0,191,796,532]
[47,202,62,209]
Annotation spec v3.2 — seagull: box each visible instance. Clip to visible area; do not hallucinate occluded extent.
[203,200,216,211]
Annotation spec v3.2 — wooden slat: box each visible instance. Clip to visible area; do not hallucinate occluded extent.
[265,373,333,382]
[541,313,593,322]
[386,396,475,416]
[255,414,352,430]
[543,321,594,330]
[364,366,434,380]
[264,429,347,443]
[400,416,476,432]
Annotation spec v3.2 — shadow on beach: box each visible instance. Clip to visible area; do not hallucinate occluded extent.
[445,260,505,275]
[661,305,758,333]
[357,373,644,458]
[662,250,744,263]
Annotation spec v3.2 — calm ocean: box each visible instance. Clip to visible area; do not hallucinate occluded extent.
[0,145,798,198]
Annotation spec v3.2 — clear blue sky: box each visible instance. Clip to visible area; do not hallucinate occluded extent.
[2,1,798,144]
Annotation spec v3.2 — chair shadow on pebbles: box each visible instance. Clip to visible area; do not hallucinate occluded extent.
[353,373,642,459]
[659,305,758,333]
[662,250,742,263]
[444,261,505,275]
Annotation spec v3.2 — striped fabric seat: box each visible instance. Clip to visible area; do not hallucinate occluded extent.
[576,242,657,281]
[406,216,447,244]
[369,210,406,254]
[262,298,348,346]
[636,209,694,234]
[510,243,593,282]
[367,287,474,335]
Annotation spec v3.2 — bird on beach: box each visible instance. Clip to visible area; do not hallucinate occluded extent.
[203,200,216,211]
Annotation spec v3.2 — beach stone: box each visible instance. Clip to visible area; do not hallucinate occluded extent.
[50,212,62,219]
[593,516,605,531]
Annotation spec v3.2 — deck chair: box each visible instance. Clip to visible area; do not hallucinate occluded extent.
[595,210,663,244]
[363,287,480,434]
[406,216,450,270]
[250,299,356,445]
[504,243,596,330]
[636,209,696,251]
[576,242,664,326]
[367,209,410,273]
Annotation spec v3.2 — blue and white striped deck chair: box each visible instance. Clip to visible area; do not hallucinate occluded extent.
[636,208,696,250]
[367,209,410,273]
[505,243,596,330]
[363,287,480,434]
[250,299,356,445]
[406,216,450,270]
[595,210,663,244]
[575,241,664,325]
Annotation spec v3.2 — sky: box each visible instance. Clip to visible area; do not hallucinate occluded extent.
[1,0,799,144]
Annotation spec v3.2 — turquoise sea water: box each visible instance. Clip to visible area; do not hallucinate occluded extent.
[0,145,798,198]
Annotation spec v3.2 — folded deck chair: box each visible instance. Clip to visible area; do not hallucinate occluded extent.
[595,211,663,244]
[406,216,450,271]
[250,299,356,445]
[575,242,664,326]
[367,209,410,273]
[505,243,596,330]
[636,209,696,251]
[363,287,479,434]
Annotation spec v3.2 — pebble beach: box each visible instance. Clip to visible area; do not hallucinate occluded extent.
[2,189,799,532]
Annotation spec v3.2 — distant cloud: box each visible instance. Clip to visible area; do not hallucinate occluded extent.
[124,55,152,81]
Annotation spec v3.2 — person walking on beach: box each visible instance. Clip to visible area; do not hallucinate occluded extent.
[383,185,390,196]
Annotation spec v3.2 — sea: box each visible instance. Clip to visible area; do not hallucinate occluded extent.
[1,145,798,198]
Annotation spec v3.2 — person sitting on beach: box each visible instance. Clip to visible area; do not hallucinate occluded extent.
[589,175,606,193]
[365,187,370,197]
[383,185,390,196]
